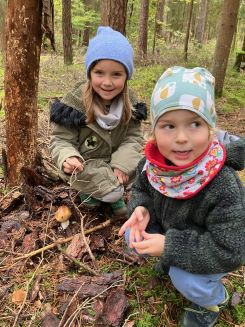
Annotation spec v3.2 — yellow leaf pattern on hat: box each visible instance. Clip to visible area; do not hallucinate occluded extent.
[194,73,201,82]
[160,87,169,99]
[192,97,201,110]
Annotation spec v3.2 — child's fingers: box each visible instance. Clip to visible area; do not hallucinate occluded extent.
[129,227,136,248]
[141,231,157,239]
[118,219,132,236]
[132,241,149,254]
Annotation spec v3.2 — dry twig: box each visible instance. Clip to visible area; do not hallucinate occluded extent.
[12,219,111,262]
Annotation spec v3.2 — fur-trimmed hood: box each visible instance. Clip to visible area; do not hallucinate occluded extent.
[50,99,147,129]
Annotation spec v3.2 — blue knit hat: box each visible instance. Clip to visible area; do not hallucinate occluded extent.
[151,66,216,128]
[85,26,134,79]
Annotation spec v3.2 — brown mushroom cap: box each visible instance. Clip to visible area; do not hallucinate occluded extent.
[54,205,72,223]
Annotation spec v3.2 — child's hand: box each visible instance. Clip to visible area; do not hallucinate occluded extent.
[132,231,165,256]
[113,168,129,184]
[118,206,150,248]
[63,156,84,174]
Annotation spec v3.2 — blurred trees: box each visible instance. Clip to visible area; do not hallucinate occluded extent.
[212,0,241,95]
[137,0,149,56]
[195,0,208,44]
[0,0,6,55]
[62,0,73,64]
[100,0,128,35]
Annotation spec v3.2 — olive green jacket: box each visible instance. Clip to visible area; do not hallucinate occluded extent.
[50,81,147,197]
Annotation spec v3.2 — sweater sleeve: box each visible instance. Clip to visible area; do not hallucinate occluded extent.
[162,168,245,274]
[110,119,144,176]
[49,123,84,171]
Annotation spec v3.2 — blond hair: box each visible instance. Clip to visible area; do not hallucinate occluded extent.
[82,79,132,125]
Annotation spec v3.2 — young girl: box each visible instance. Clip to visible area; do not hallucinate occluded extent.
[119,67,245,326]
[50,26,146,216]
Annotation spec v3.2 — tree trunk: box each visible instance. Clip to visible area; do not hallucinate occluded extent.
[183,0,194,61]
[128,1,134,29]
[155,0,165,37]
[195,0,207,43]
[82,27,90,47]
[234,34,245,71]
[82,0,91,47]
[196,0,208,44]
[137,0,149,57]
[62,0,73,65]
[4,0,42,186]
[153,0,165,54]
[0,0,6,55]
[212,0,240,96]
[100,0,128,35]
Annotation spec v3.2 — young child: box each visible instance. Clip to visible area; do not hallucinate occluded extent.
[50,26,146,216]
[119,66,245,326]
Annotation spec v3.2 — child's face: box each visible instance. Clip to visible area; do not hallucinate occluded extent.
[90,60,127,105]
[154,110,211,166]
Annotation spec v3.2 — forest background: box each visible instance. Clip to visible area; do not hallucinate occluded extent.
[0,0,244,326]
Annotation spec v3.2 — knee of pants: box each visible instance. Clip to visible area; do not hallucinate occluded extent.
[97,185,124,203]
[169,266,225,304]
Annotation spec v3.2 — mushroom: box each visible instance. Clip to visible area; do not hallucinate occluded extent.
[54,205,72,230]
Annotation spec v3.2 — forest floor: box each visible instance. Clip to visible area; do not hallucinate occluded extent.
[0,51,245,327]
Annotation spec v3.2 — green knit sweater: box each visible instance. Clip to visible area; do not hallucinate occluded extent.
[128,138,245,274]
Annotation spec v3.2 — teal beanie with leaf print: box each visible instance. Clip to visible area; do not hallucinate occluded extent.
[150,66,217,129]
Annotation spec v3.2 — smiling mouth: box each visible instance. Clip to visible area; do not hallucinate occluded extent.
[101,88,114,92]
[173,150,192,157]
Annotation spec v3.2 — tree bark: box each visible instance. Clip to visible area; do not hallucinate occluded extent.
[153,0,165,54]
[62,0,73,65]
[212,0,240,96]
[137,0,149,57]
[195,0,208,43]
[100,0,128,35]
[234,34,245,71]
[4,1,42,186]
[82,0,91,47]
[183,0,194,61]
[0,0,6,55]
[155,0,165,37]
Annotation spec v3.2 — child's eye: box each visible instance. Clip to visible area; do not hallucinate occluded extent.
[159,124,175,130]
[94,70,103,75]
[190,121,201,128]
[113,72,123,77]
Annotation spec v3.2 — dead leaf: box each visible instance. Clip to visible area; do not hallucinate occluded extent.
[1,220,20,233]
[0,191,23,212]
[21,232,38,253]
[93,298,105,319]
[41,312,60,327]
[57,270,123,299]
[0,231,8,248]
[96,287,129,327]
[30,275,42,302]
[0,286,9,300]
[66,233,87,258]
[90,234,105,252]
[12,289,27,305]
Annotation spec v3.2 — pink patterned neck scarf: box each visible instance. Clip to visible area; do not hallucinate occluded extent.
[144,138,226,199]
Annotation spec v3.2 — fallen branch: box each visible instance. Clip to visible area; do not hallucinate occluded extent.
[57,245,99,276]
[13,219,111,262]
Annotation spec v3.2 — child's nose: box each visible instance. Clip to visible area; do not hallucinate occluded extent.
[176,129,188,143]
[103,76,113,86]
